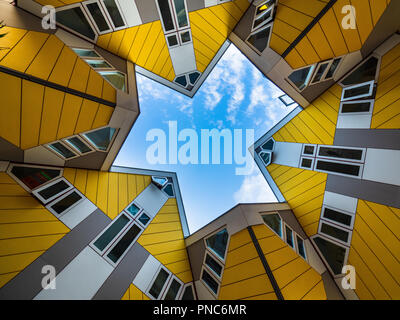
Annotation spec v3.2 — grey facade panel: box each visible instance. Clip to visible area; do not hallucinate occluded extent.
[92,243,150,300]
[186,238,206,282]
[232,4,255,41]
[301,79,336,103]
[0,137,24,162]
[187,0,205,12]
[135,0,160,24]
[326,175,400,209]
[321,271,344,300]
[334,129,400,150]
[278,210,307,239]
[65,151,108,170]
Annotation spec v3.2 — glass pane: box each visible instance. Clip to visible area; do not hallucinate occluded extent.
[167,34,178,47]
[297,236,306,259]
[164,279,181,300]
[201,270,218,294]
[66,137,92,154]
[312,62,329,83]
[100,72,126,91]
[318,147,363,161]
[103,0,125,28]
[107,224,141,263]
[323,208,352,227]
[285,225,294,248]
[84,127,116,151]
[152,176,168,187]
[163,184,174,197]
[175,75,187,87]
[303,145,315,155]
[180,31,191,43]
[85,59,112,69]
[173,0,188,28]
[321,223,349,243]
[93,214,130,251]
[181,285,194,300]
[49,142,76,159]
[206,229,228,260]
[341,102,371,113]
[158,0,175,32]
[260,152,270,165]
[126,203,140,217]
[138,213,151,226]
[341,57,378,86]
[205,254,222,277]
[316,160,360,177]
[56,7,96,40]
[325,58,341,79]
[262,139,274,150]
[72,48,99,57]
[301,158,312,168]
[262,214,282,237]
[253,9,272,29]
[87,2,109,32]
[314,236,346,275]
[149,268,169,299]
[189,72,200,85]
[247,26,271,53]
[38,180,70,200]
[343,84,372,99]
[11,166,60,190]
[50,191,82,215]
[288,66,313,91]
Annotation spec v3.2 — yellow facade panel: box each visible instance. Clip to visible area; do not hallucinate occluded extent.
[107,29,126,55]
[57,94,82,139]
[222,257,265,286]
[219,274,274,300]
[351,0,374,43]
[48,45,77,87]
[74,99,99,134]
[86,69,104,98]
[281,268,324,300]
[68,58,90,93]
[225,242,259,269]
[118,27,139,59]
[0,27,27,61]
[91,104,113,129]
[136,22,163,67]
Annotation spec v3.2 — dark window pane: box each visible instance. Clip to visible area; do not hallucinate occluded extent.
[297,236,306,259]
[181,285,194,300]
[66,137,92,154]
[262,214,282,237]
[341,57,378,86]
[253,9,272,29]
[318,147,363,161]
[167,34,178,47]
[180,31,191,43]
[343,84,372,99]
[138,213,151,226]
[149,268,169,299]
[126,203,140,217]
[262,139,274,151]
[93,214,130,251]
[84,127,116,151]
[247,26,271,53]
[173,0,188,28]
[175,75,187,87]
[260,152,271,165]
[11,166,60,190]
[314,236,346,275]
[205,254,222,277]
[341,102,371,113]
[288,66,313,91]
[107,224,141,263]
[323,208,352,227]
[303,145,315,155]
[158,0,175,31]
[163,184,174,197]
[286,226,294,248]
[50,191,82,215]
[312,62,329,83]
[189,72,200,85]
[38,180,70,200]
[56,7,96,40]
[86,2,109,32]
[326,58,341,79]
[206,229,229,260]
[164,279,181,300]
[202,270,218,294]
[49,142,76,159]
[103,0,124,27]
[316,160,360,177]
[72,48,99,57]
[321,223,349,243]
[301,158,312,168]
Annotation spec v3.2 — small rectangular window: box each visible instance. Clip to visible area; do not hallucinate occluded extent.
[325,58,342,79]
[72,48,100,58]
[322,207,353,228]
[106,223,142,263]
[64,136,93,155]
[157,0,176,32]
[201,269,219,295]
[300,157,313,170]
[311,62,329,84]
[102,0,125,28]
[247,24,272,54]
[205,228,229,261]
[253,3,274,30]
[163,277,182,300]
[56,7,96,41]
[317,146,364,162]
[339,100,373,114]
[33,178,72,204]
[167,34,178,47]
[180,284,195,300]
[285,225,294,248]
[48,142,77,159]
[49,190,82,215]
[149,268,170,299]
[180,30,191,44]
[341,81,374,101]
[320,222,350,245]
[85,59,113,69]
[313,235,347,275]
[205,253,223,278]
[315,160,362,178]
[302,144,316,156]
[296,236,306,260]
[137,212,151,226]
[173,0,189,29]
[85,2,111,33]
[9,165,61,190]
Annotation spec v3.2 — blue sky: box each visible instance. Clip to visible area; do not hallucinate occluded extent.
[114,44,297,233]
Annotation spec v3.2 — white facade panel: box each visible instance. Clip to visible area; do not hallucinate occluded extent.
[323,191,358,214]
[132,255,161,293]
[118,0,142,27]
[272,142,303,168]
[363,148,400,186]
[60,198,97,229]
[336,114,372,129]
[134,183,168,218]
[169,43,197,75]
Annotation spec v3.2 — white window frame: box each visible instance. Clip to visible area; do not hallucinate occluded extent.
[155,0,177,34]
[45,140,80,160]
[166,33,180,49]
[341,80,375,102]
[160,275,184,300]
[123,199,143,219]
[80,126,118,153]
[283,223,295,249]
[62,135,96,156]
[318,220,352,247]
[203,227,230,263]
[99,0,127,31]
[82,0,113,35]
[146,265,172,300]
[246,22,273,55]
[324,56,344,81]
[72,47,101,59]
[314,158,364,179]
[200,266,220,298]
[203,250,225,280]
[339,54,381,87]
[178,283,195,300]
[6,163,63,193]
[321,205,355,230]
[299,156,315,170]
[162,183,175,198]
[135,210,153,229]
[252,3,275,32]
[287,64,317,92]
[316,145,366,163]
[261,212,283,239]
[46,188,85,218]
[339,99,374,116]
[84,58,114,71]
[32,177,73,204]
[259,151,272,166]
[302,144,317,157]
[294,234,307,261]
[179,29,192,45]
[311,234,350,278]
[56,3,98,42]
[98,70,128,92]
[310,60,331,85]
[169,0,191,32]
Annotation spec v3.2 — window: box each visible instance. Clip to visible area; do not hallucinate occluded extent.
[148,267,171,299]
[47,142,77,160]
[167,34,178,47]
[157,0,176,32]
[64,136,94,155]
[278,94,295,107]
[201,268,219,295]
[82,127,117,152]
[285,225,294,248]
[180,30,191,43]
[259,151,272,166]
[246,24,272,54]
[106,223,142,263]
[319,221,351,246]
[162,183,175,197]
[339,100,374,114]
[341,80,374,101]
[56,6,96,41]
[261,138,275,151]
[85,1,111,33]
[137,212,151,227]
[33,178,73,204]
[313,236,347,275]
[262,213,282,237]
[102,0,125,28]
[315,159,362,178]
[204,253,223,278]
[296,236,306,260]
[72,48,100,58]
[299,157,314,170]
[47,190,83,216]
[180,284,195,300]
[8,165,61,191]
[174,75,187,87]
[205,228,229,261]
[317,146,365,162]
[288,65,316,91]
[325,58,342,79]
[85,59,113,69]
[322,206,354,229]
[188,72,200,85]
[253,1,274,30]
[341,56,379,86]
[99,71,127,91]
[152,176,168,188]
[311,61,330,84]
[163,277,182,300]
[173,0,189,28]
[125,202,140,217]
